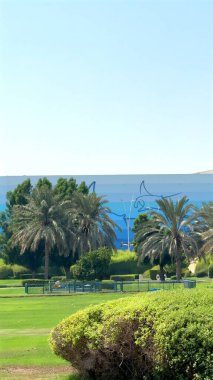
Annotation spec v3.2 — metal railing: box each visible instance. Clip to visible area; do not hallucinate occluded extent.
[24,279,189,294]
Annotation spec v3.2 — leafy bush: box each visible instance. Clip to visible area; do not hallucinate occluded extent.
[11,264,30,278]
[0,265,13,279]
[50,289,213,380]
[110,275,135,281]
[209,264,213,278]
[71,248,112,281]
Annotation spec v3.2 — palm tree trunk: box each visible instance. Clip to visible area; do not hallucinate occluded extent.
[159,264,165,281]
[64,266,71,279]
[176,243,182,281]
[44,242,50,279]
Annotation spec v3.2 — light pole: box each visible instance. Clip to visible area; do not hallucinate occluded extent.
[121,196,135,251]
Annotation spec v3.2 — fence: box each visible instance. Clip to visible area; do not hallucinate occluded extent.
[24,280,189,294]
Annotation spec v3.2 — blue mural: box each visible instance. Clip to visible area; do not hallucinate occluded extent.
[0,174,212,248]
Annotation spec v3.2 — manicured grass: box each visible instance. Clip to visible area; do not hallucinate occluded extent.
[0,293,131,379]
[0,279,24,286]
[0,287,26,296]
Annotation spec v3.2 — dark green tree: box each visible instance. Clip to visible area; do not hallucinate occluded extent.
[54,177,89,199]
[6,179,32,210]
[36,177,52,190]
[0,179,43,277]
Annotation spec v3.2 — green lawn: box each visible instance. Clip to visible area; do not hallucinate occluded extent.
[0,287,26,296]
[0,279,23,287]
[0,293,131,379]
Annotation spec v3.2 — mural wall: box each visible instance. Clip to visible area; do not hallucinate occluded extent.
[0,174,212,247]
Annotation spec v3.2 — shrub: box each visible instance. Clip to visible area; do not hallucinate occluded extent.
[11,264,30,278]
[209,264,213,278]
[71,248,112,281]
[50,289,213,380]
[110,275,135,281]
[0,265,13,279]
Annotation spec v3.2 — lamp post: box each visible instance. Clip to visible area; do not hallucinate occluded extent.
[121,197,135,251]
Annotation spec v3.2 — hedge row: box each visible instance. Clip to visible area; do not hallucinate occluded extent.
[50,289,213,380]
[110,275,135,281]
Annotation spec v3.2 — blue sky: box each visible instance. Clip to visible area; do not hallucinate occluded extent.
[0,0,212,175]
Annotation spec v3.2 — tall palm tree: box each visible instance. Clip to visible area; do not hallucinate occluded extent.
[134,216,171,280]
[11,187,68,279]
[199,202,213,255]
[64,192,120,255]
[138,196,198,280]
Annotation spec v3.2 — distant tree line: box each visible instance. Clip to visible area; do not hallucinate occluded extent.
[0,177,119,279]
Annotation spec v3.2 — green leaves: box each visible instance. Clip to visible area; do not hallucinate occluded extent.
[50,289,213,380]
[135,197,199,280]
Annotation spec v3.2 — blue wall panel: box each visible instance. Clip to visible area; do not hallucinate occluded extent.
[0,175,212,247]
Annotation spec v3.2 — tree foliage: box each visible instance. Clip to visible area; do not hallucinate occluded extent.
[71,247,112,280]
[198,202,213,255]
[134,197,199,280]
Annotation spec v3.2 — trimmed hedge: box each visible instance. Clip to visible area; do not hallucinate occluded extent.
[110,275,135,281]
[110,251,144,275]
[50,289,213,380]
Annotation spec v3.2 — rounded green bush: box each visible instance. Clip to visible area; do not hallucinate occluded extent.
[50,289,213,380]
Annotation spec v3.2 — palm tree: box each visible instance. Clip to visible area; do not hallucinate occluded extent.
[138,197,198,280]
[11,187,68,279]
[134,216,171,281]
[199,202,213,255]
[64,192,120,255]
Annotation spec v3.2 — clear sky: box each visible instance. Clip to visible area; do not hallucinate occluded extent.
[0,0,212,175]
